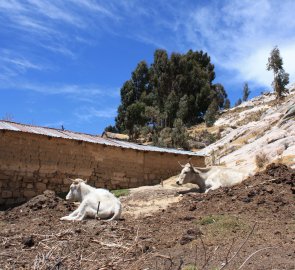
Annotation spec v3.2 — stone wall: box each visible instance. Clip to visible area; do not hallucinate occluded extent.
[0,130,205,207]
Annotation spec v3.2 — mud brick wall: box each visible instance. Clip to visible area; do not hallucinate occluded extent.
[0,130,205,207]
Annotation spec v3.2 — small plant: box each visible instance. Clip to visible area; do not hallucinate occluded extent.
[197,215,249,240]
[182,265,197,270]
[111,189,129,198]
[255,152,270,168]
[200,215,216,225]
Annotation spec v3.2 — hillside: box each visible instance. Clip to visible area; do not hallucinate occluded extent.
[0,163,294,269]
[0,86,294,269]
[194,84,295,174]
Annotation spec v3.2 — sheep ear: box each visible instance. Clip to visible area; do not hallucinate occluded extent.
[67,178,75,182]
[84,179,88,183]
[178,161,185,168]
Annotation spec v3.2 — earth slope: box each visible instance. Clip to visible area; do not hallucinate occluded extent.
[0,164,294,270]
[196,84,295,175]
[0,86,294,270]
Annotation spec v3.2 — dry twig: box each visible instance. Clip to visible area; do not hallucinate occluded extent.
[219,222,257,270]
[238,246,277,269]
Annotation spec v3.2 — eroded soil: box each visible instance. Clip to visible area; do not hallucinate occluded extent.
[0,163,294,270]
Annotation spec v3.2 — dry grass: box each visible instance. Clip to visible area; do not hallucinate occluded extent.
[233,132,257,145]
[255,152,270,169]
[273,155,295,167]
[188,123,221,134]
[236,109,266,126]
[197,215,250,241]
[235,159,246,166]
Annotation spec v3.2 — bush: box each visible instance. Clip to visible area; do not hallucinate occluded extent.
[255,152,270,168]
[204,99,219,127]
[156,127,173,148]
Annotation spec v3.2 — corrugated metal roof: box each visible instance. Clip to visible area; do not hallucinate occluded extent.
[0,120,205,156]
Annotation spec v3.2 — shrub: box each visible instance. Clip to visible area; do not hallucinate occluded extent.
[156,127,173,148]
[255,152,270,168]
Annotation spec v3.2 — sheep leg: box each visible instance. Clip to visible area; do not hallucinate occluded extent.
[74,207,97,221]
[67,208,80,218]
[60,209,82,220]
[68,201,94,221]
[60,201,87,221]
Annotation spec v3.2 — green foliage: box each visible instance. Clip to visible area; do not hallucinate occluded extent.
[164,90,178,127]
[266,46,289,99]
[275,69,290,98]
[177,94,189,122]
[199,215,216,225]
[224,98,231,109]
[114,49,227,144]
[242,82,251,101]
[104,125,118,133]
[212,83,227,109]
[111,189,130,198]
[204,99,219,127]
[266,46,283,74]
[235,98,242,107]
[171,118,189,149]
[154,119,189,149]
[197,215,250,240]
[157,127,173,148]
[125,102,146,138]
[182,265,198,270]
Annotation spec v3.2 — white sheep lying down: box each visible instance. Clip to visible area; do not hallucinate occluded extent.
[60,178,122,221]
[176,162,248,193]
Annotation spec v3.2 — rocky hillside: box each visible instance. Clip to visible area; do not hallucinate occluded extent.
[195,84,295,175]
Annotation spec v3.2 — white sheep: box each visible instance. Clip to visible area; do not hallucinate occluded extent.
[176,162,248,193]
[60,178,122,221]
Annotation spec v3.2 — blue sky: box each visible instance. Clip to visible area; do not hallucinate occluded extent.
[1,0,294,135]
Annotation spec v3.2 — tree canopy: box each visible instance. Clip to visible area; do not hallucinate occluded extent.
[112,49,227,147]
[266,46,289,99]
[242,82,250,101]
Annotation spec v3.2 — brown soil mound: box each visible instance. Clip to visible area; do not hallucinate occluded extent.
[0,163,294,270]
[16,190,63,212]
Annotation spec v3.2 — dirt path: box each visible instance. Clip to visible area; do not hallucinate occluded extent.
[121,175,198,218]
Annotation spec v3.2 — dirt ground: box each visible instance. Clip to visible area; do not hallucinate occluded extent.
[0,163,294,270]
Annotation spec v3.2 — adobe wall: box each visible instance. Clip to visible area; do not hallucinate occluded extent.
[0,130,205,207]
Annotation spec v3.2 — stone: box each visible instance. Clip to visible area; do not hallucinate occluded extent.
[27,184,33,189]
[22,236,34,248]
[2,190,12,198]
[24,190,36,198]
[36,182,46,191]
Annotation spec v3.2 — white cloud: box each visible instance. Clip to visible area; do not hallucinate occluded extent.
[27,0,84,27]
[3,56,43,71]
[281,44,295,83]
[179,0,295,88]
[75,107,117,121]
[0,50,45,80]
[0,82,120,99]
[0,0,119,81]
[1,0,294,91]
[70,0,115,18]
